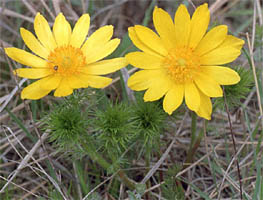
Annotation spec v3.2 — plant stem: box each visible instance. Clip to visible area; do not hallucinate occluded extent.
[145,143,151,199]
[184,129,204,169]
[190,112,197,148]
[117,170,136,190]
[82,142,136,190]
[184,113,203,169]
[82,142,110,169]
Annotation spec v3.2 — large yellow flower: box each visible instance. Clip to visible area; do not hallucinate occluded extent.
[5,13,127,99]
[126,4,244,120]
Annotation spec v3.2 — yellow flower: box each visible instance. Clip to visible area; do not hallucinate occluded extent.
[5,13,127,99]
[126,3,244,120]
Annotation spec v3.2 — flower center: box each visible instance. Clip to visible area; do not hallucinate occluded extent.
[47,45,86,76]
[164,47,201,84]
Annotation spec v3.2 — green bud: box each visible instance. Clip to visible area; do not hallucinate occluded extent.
[43,92,91,151]
[132,100,166,147]
[93,102,136,154]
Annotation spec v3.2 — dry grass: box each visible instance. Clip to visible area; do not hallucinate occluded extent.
[0,0,262,199]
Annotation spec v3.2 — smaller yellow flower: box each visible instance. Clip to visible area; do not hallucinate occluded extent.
[126,3,244,120]
[5,13,127,99]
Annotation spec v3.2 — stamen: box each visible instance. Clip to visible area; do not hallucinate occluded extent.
[164,47,200,84]
[47,45,86,76]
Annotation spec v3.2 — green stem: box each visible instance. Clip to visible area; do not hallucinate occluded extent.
[145,143,151,199]
[82,142,110,169]
[117,170,136,190]
[183,129,204,169]
[190,112,197,148]
[174,114,205,191]
[183,114,205,169]
[145,143,151,170]
[82,142,136,190]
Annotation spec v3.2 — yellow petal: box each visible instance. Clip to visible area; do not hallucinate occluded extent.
[194,73,223,97]
[85,75,112,88]
[185,82,200,112]
[34,13,57,51]
[67,76,83,89]
[200,46,241,65]
[128,27,161,57]
[153,7,176,50]
[188,3,210,49]
[220,35,245,50]
[174,4,191,47]
[74,73,99,88]
[21,80,51,100]
[195,25,228,56]
[201,66,240,85]
[81,25,113,54]
[53,13,72,46]
[82,57,127,75]
[128,71,154,91]
[85,38,120,64]
[143,78,172,102]
[196,91,212,120]
[134,25,167,56]
[67,75,88,88]
[14,68,53,79]
[40,75,61,90]
[70,14,90,48]
[5,48,47,68]
[20,28,49,59]
[54,78,73,97]
[125,52,163,69]
[163,84,184,115]
[61,74,91,89]
[128,69,166,91]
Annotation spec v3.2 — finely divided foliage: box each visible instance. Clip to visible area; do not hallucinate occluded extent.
[2,1,255,199]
